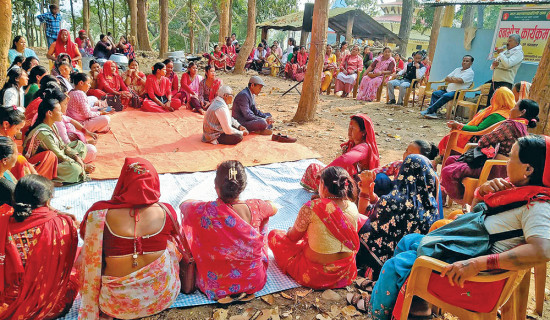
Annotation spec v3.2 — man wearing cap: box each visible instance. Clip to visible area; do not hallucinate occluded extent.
[232,76,274,135]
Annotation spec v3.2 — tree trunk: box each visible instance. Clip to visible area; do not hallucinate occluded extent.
[292,0,329,122]
[70,0,76,39]
[228,0,233,36]
[397,0,414,56]
[112,0,116,38]
[531,37,550,135]
[477,5,485,29]
[0,0,12,84]
[428,6,443,64]
[101,0,109,34]
[233,0,255,74]
[128,0,138,47]
[159,0,168,57]
[83,0,90,34]
[345,14,354,44]
[218,0,230,45]
[261,28,268,41]
[137,0,152,50]
[461,5,474,29]
[51,0,59,5]
[442,5,454,28]
[189,0,194,53]
[300,30,309,46]
[96,0,104,34]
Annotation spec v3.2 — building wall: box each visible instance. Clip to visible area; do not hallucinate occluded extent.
[431,28,538,96]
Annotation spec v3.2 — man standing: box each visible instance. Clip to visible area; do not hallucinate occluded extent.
[232,76,274,135]
[37,4,62,47]
[487,34,523,104]
[386,51,427,105]
[421,55,475,119]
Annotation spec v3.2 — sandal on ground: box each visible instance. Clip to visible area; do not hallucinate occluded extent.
[346,292,369,312]
[354,277,374,293]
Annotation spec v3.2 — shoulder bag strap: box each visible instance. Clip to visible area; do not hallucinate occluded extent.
[158,202,194,258]
[489,229,524,244]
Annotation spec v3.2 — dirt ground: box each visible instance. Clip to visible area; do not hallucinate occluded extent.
[33,49,549,319]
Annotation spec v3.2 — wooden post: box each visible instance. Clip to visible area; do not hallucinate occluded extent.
[345,13,354,44]
[300,29,309,46]
[442,5,455,28]
[159,0,168,57]
[531,37,550,135]
[428,6,443,64]
[219,0,230,45]
[336,32,342,45]
[293,0,330,122]
[83,0,90,34]
[0,0,11,84]
[189,0,194,54]
[261,27,268,41]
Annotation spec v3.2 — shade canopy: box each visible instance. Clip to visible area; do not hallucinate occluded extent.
[257,8,403,44]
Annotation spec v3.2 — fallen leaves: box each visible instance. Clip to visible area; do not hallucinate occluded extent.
[261,294,274,305]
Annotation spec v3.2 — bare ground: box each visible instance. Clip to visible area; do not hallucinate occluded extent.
[32,48,548,319]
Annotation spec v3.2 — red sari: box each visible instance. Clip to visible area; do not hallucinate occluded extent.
[180,199,276,300]
[268,199,359,289]
[97,61,134,109]
[141,74,182,113]
[0,204,79,319]
[212,51,227,70]
[53,29,79,68]
[221,44,236,68]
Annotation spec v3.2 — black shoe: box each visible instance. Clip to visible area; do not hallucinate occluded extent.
[387,99,396,105]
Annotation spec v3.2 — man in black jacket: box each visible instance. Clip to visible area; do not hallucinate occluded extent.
[386,51,427,105]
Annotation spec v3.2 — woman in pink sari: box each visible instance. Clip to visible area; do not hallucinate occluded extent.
[180,160,277,301]
[335,45,363,98]
[356,47,395,102]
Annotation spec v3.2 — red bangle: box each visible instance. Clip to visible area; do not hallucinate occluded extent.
[359,192,370,199]
[369,195,379,204]
[487,253,500,270]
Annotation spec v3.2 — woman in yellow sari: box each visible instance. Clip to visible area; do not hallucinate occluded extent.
[264,45,281,77]
[321,45,337,93]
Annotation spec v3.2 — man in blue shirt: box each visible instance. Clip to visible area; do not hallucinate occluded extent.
[37,4,62,47]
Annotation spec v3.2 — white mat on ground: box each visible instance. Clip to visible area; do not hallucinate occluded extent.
[56,158,323,319]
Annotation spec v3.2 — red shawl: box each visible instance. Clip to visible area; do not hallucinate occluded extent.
[310,198,359,251]
[54,29,78,65]
[337,114,380,171]
[480,136,550,207]
[297,52,308,67]
[81,157,160,238]
[0,205,78,319]
[97,60,128,94]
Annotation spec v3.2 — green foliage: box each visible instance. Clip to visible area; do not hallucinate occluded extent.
[412,5,434,35]
[344,0,379,16]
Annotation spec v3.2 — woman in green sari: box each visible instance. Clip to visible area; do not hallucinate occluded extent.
[23,97,91,185]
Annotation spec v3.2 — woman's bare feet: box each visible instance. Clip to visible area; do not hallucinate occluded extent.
[84,164,96,174]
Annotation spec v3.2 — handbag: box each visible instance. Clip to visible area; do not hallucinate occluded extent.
[106,94,124,112]
[417,202,524,264]
[158,203,197,294]
[457,147,487,169]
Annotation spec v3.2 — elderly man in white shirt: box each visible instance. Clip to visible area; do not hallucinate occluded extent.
[422,55,475,119]
[202,85,249,145]
[487,33,524,104]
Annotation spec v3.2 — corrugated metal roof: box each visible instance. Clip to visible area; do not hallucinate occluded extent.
[257,8,403,44]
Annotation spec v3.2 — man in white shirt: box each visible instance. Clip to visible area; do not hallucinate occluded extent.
[422,55,475,119]
[202,85,249,145]
[252,44,267,72]
[487,34,524,104]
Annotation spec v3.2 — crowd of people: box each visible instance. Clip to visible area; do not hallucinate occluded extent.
[1,25,548,320]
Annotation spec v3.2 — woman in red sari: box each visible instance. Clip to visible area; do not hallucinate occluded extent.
[163,58,180,100]
[87,60,107,99]
[179,62,204,113]
[211,45,228,71]
[269,166,359,289]
[46,29,81,70]
[198,66,222,109]
[79,157,182,319]
[0,174,79,320]
[141,62,182,113]
[1,105,57,180]
[180,160,278,301]
[221,37,236,69]
[301,114,379,192]
[97,60,134,109]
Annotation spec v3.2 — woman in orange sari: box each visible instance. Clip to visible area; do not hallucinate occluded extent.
[437,87,516,158]
[270,166,359,289]
[0,105,57,180]
[0,174,79,320]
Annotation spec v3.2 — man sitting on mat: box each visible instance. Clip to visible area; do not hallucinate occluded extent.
[202,85,248,145]
[232,76,274,135]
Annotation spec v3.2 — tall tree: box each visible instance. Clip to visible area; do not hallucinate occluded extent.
[128,0,138,46]
[112,0,116,38]
[461,5,474,29]
[83,0,91,34]
[428,6,443,63]
[397,0,414,56]
[69,0,76,39]
[137,0,153,50]
[219,0,230,44]
[293,0,329,122]
[532,37,550,135]
[159,0,168,57]
[189,0,194,53]
[233,0,255,74]
[0,0,11,83]
[96,0,104,33]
